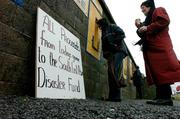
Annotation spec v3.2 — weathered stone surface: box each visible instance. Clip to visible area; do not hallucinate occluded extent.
[0,82,17,95]
[0,52,34,95]
[23,0,41,15]
[0,0,35,37]
[0,22,33,58]
[0,0,16,26]
[83,62,109,99]
[12,7,34,37]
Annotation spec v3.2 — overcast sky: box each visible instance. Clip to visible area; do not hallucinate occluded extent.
[104,0,180,76]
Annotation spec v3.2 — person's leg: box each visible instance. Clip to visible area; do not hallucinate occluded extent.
[114,52,126,81]
[155,86,162,99]
[108,87,121,101]
[147,84,173,106]
[107,59,121,101]
[107,60,113,99]
[136,86,143,99]
[158,84,172,99]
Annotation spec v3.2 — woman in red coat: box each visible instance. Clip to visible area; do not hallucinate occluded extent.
[135,0,180,106]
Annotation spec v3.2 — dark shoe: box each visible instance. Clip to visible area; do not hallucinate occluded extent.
[146,99,173,106]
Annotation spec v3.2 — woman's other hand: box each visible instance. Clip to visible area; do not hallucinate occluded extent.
[138,26,147,33]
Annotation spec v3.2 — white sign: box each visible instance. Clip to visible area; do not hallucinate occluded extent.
[171,82,180,95]
[35,8,86,99]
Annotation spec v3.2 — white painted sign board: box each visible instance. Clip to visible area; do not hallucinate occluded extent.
[35,7,86,99]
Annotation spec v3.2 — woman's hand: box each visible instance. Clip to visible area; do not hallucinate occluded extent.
[135,19,142,28]
[138,26,147,33]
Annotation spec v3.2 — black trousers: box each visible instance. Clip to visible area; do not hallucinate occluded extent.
[108,64,121,100]
[156,84,172,99]
[136,86,143,99]
[107,52,126,100]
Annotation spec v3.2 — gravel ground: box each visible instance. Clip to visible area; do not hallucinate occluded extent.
[0,95,180,119]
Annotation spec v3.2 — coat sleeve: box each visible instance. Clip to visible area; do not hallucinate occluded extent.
[146,7,170,34]
[111,25,125,44]
[114,25,125,40]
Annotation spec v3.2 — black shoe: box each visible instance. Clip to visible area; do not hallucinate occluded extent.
[146,99,173,106]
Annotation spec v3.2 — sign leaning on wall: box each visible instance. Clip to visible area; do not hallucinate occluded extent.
[35,7,86,99]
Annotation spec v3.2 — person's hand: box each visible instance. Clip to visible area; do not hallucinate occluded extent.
[135,19,141,28]
[138,26,147,33]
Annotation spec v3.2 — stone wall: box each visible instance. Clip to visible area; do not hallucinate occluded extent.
[0,0,109,98]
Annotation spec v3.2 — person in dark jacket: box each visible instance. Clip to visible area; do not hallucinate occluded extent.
[132,66,143,99]
[97,18,127,102]
[135,0,180,106]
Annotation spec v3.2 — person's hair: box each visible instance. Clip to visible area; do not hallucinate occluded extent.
[141,0,155,25]
[96,18,108,27]
[141,0,154,8]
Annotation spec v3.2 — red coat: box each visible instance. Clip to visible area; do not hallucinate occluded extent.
[144,7,180,85]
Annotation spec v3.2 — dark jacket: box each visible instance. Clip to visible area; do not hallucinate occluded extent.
[101,24,127,58]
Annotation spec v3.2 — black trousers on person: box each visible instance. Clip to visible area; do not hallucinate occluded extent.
[156,84,172,99]
[136,86,143,99]
[107,52,126,100]
[108,68,121,100]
